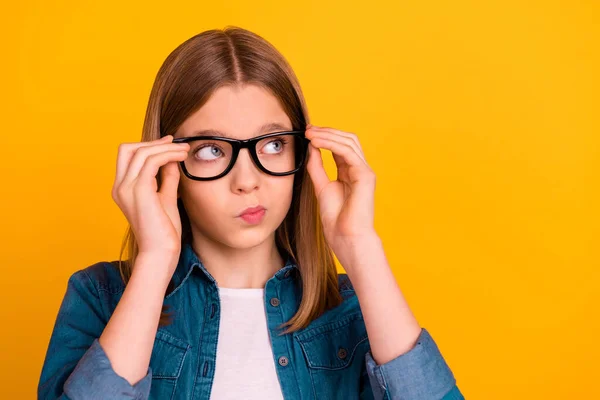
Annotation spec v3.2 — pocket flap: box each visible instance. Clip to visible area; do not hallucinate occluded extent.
[149,329,190,379]
[295,312,368,370]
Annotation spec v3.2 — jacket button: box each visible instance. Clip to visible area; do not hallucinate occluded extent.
[337,347,348,359]
[270,297,280,307]
[278,356,289,367]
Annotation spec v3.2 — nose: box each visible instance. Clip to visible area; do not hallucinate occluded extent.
[229,148,260,193]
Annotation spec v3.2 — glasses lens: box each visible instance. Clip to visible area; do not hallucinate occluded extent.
[183,139,233,178]
[256,133,304,174]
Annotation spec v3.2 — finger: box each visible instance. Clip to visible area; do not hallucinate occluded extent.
[158,160,181,200]
[306,143,330,196]
[307,126,364,155]
[133,150,189,190]
[307,131,366,163]
[308,136,368,181]
[115,135,174,186]
[306,128,364,162]
[122,142,190,187]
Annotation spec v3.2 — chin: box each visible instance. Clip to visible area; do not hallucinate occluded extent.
[223,226,275,249]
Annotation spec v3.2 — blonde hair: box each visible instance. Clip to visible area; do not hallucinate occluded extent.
[117,26,342,334]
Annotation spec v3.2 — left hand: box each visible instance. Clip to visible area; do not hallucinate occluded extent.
[304,124,377,252]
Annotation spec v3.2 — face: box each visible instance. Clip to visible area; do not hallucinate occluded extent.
[174,84,296,250]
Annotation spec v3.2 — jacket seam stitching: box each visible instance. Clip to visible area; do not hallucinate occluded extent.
[294,311,364,342]
[298,335,369,370]
[81,269,108,323]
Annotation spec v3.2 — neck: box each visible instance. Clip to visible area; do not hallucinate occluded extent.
[190,233,285,289]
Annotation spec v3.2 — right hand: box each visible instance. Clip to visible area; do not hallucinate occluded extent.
[111,134,191,265]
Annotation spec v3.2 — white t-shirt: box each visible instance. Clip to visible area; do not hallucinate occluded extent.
[209,286,285,400]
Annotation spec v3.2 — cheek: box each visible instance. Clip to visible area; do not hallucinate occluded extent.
[180,182,228,222]
[266,177,295,216]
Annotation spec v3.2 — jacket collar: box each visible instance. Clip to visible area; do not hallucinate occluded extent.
[166,241,299,298]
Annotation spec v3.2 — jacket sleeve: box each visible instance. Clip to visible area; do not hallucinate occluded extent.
[362,328,464,400]
[37,269,153,400]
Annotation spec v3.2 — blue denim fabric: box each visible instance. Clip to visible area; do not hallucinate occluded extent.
[38,242,465,399]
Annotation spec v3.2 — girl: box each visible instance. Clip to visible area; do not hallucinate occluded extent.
[38,27,464,400]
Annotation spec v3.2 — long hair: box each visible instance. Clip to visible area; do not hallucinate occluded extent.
[117,26,342,334]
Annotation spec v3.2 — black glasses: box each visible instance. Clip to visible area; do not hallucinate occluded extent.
[171,130,310,181]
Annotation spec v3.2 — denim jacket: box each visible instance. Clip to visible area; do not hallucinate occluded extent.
[38,241,465,400]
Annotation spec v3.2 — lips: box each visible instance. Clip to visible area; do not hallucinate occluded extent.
[237,205,266,224]
[238,205,265,217]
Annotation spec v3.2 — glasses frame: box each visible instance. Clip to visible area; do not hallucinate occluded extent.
[171,130,311,181]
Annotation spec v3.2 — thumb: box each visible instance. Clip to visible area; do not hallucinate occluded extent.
[158,161,181,200]
[306,143,329,196]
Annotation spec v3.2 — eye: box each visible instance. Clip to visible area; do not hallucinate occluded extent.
[194,144,223,161]
[262,138,286,154]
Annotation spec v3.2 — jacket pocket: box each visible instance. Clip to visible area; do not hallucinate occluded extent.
[148,329,190,400]
[295,312,369,399]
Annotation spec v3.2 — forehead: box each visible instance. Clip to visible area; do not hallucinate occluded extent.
[175,84,293,140]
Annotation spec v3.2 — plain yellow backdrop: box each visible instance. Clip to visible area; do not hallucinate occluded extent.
[1,1,598,398]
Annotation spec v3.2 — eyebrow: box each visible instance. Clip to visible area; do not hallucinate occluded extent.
[184,122,293,139]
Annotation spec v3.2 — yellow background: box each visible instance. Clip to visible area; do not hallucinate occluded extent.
[1,1,598,398]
